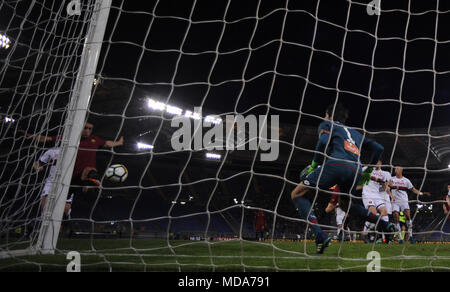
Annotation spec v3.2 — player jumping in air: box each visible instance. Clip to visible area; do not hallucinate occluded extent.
[359,160,395,243]
[21,121,124,191]
[389,167,430,243]
[291,103,396,254]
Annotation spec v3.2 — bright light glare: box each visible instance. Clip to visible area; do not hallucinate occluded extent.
[4,117,14,123]
[137,142,154,150]
[206,153,221,160]
[147,99,166,111]
[205,115,222,125]
[185,111,201,120]
[1,34,10,49]
[166,105,183,115]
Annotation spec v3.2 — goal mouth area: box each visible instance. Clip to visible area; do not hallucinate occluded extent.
[1,0,450,272]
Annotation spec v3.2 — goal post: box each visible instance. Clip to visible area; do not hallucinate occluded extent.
[36,0,113,255]
[0,0,112,258]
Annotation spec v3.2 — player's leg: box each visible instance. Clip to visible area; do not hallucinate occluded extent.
[338,167,395,238]
[404,208,413,242]
[335,208,345,241]
[81,167,101,189]
[40,196,47,212]
[362,196,377,242]
[376,204,389,243]
[291,164,336,253]
[392,206,402,242]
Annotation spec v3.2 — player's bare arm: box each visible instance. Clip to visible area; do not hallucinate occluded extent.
[412,188,431,197]
[105,136,124,148]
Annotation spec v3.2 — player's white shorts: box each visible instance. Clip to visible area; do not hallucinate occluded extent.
[392,200,409,213]
[362,196,385,210]
[41,181,74,204]
[336,207,346,226]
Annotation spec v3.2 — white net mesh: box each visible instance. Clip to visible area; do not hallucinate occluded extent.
[0,0,450,272]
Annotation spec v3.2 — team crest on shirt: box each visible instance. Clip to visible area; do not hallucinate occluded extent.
[91,139,96,143]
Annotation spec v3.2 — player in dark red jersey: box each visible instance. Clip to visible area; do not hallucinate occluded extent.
[20,121,123,186]
[325,185,349,242]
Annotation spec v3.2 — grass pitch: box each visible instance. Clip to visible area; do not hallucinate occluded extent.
[0,239,449,272]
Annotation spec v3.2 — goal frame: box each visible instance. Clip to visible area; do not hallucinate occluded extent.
[0,0,112,259]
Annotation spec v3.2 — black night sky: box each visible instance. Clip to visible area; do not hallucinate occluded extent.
[92,0,450,131]
[0,0,449,235]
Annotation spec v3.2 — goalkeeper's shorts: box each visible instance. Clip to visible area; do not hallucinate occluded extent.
[302,159,362,194]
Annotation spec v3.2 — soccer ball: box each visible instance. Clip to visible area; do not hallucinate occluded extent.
[105,164,128,183]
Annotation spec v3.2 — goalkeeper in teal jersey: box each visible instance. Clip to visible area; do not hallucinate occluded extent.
[291,103,395,254]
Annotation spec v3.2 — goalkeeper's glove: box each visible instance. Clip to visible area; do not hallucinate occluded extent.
[300,161,318,181]
[358,167,374,186]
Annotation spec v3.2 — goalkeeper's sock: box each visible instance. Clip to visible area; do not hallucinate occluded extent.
[292,196,323,239]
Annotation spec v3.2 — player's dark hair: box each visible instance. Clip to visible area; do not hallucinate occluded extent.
[326,103,349,124]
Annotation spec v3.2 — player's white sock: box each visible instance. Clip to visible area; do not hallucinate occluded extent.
[407,220,413,238]
[381,216,389,241]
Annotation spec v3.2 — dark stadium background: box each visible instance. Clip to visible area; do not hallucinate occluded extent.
[0,0,449,241]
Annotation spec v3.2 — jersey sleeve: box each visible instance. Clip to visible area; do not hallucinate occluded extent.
[39,149,58,165]
[384,171,392,183]
[312,121,331,164]
[406,178,414,190]
[39,150,52,164]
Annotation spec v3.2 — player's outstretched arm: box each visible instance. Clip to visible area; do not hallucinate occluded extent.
[18,129,54,143]
[33,161,44,172]
[105,136,124,148]
[412,187,431,197]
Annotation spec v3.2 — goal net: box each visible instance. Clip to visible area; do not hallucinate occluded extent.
[0,0,449,272]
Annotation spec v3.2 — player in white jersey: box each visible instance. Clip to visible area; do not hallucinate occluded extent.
[389,167,430,243]
[34,148,73,217]
[360,161,394,242]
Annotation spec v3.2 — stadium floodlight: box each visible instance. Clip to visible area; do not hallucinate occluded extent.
[147,98,166,111]
[417,204,424,209]
[0,33,11,50]
[206,153,221,160]
[166,105,183,116]
[4,116,15,123]
[233,198,238,204]
[185,110,202,120]
[137,142,154,150]
[205,115,222,125]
